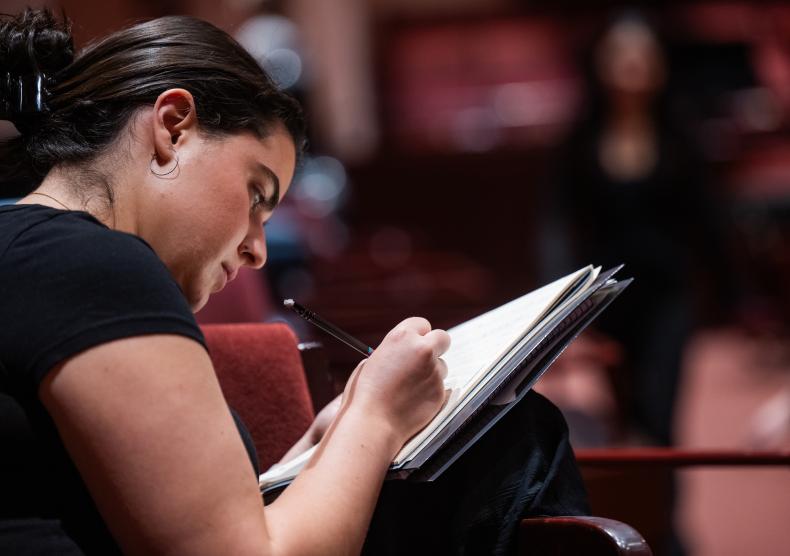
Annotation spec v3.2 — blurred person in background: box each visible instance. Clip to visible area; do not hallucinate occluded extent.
[543,11,728,450]
[540,15,733,555]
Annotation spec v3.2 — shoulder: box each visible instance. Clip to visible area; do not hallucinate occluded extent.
[4,205,159,265]
[0,205,204,384]
[3,205,179,297]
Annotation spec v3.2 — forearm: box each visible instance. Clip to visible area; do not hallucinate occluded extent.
[263,319,449,555]
[280,395,343,465]
[265,402,400,556]
[278,428,316,464]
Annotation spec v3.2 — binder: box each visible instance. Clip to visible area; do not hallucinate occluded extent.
[260,265,630,496]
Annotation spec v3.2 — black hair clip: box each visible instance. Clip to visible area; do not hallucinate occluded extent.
[1,71,49,119]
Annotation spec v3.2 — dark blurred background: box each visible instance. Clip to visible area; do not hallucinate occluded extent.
[2,1,789,554]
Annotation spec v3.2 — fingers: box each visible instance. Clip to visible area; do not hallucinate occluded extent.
[388,317,450,356]
[423,328,451,358]
[343,360,366,389]
[340,360,366,405]
[396,316,431,335]
[435,357,448,381]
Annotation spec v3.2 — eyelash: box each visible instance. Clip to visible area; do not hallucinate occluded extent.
[251,185,267,213]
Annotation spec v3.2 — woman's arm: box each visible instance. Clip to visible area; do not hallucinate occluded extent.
[40,318,448,556]
[279,394,342,465]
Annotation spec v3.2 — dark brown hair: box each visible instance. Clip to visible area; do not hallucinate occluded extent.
[0,9,306,191]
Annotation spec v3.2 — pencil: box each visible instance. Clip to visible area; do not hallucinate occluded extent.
[284,299,374,357]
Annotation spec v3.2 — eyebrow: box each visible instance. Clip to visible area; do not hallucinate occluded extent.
[257,163,281,210]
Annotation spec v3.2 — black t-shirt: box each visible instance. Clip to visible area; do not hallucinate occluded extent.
[0,204,207,554]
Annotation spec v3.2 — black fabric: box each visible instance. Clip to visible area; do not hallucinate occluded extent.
[361,390,589,556]
[543,119,727,446]
[0,519,86,556]
[231,407,261,478]
[0,204,204,385]
[0,204,208,554]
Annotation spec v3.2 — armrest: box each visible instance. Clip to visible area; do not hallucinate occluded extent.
[518,516,652,555]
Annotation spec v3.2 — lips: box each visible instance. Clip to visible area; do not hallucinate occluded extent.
[222,264,238,284]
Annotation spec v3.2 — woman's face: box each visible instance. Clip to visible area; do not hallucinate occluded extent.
[144,125,296,312]
[596,21,666,96]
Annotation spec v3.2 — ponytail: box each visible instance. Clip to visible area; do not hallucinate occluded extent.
[0,9,74,189]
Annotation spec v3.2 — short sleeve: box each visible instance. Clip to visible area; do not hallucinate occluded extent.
[0,211,205,386]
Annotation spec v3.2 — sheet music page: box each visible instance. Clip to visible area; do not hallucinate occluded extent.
[394,266,592,462]
[260,266,594,487]
[260,446,315,490]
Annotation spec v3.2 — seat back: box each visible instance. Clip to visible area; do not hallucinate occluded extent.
[202,323,315,471]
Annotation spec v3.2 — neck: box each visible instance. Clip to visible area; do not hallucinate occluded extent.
[29,167,138,234]
[606,92,654,126]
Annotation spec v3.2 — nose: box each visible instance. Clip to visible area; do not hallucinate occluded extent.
[240,220,267,269]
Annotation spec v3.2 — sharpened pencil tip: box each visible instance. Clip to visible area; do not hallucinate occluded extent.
[283,299,294,308]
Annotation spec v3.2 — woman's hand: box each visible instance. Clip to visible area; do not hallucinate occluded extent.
[284,317,451,462]
[270,318,450,554]
[342,317,451,449]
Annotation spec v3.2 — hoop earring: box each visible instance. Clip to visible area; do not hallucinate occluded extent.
[150,149,180,179]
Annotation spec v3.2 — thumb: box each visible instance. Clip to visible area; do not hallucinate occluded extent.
[341,359,367,406]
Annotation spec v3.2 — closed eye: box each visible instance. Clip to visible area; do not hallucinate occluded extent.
[256,163,281,208]
[251,183,277,214]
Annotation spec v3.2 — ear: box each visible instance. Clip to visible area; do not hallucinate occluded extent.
[151,88,197,166]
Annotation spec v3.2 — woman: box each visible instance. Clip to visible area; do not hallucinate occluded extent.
[544,13,729,447]
[1,9,586,555]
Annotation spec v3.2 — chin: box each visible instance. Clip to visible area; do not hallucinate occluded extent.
[189,290,210,314]
[192,299,209,314]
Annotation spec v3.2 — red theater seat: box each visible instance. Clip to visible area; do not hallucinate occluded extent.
[203,322,315,471]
